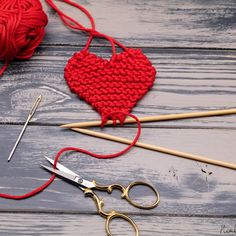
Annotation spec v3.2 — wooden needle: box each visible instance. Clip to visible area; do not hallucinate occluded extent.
[61,108,236,128]
[71,127,236,170]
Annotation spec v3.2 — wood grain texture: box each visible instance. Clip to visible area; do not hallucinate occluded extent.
[41,0,236,48]
[0,1,236,235]
[0,125,235,215]
[0,47,236,128]
[0,213,235,236]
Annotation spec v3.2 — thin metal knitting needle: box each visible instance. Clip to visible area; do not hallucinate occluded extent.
[71,127,236,170]
[7,95,42,162]
[60,108,236,128]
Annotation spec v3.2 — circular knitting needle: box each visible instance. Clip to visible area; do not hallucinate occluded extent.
[60,108,236,128]
[71,127,236,170]
[7,95,42,162]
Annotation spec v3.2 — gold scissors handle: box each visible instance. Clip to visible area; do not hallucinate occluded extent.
[94,180,160,209]
[84,180,159,235]
[84,188,139,236]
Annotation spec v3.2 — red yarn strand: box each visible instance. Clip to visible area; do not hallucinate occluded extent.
[0,113,141,200]
[45,0,127,55]
[0,62,8,76]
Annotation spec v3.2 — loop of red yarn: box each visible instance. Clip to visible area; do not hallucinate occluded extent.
[0,112,141,200]
[45,0,127,56]
[0,1,153,202]
[0,0,48,76]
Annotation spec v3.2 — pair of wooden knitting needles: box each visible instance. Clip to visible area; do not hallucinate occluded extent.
[61,108,236,170]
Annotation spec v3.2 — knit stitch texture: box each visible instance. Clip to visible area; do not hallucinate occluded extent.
[64,48,156,124]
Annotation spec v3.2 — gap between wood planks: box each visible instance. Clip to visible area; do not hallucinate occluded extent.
[39,43,236,51]
[0,209,235,218]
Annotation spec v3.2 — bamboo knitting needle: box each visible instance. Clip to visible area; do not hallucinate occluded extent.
[61,108,236,128]
[71,127,236,170]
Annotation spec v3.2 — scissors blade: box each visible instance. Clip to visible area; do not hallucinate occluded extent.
[44,155,78,176]
[41,164,95,189]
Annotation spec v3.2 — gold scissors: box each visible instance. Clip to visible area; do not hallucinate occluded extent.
[41,156,160,236]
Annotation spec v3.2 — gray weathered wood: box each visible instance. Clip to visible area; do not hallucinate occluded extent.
[0,213,235,236]
[41,0,236,48]
[0,1,236,235]
[0,125,235,215]
[0,47,236,128]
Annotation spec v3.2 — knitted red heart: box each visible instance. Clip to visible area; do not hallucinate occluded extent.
[64,48,156,124]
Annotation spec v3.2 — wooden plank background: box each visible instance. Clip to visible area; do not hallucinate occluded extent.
[0,0,236,235]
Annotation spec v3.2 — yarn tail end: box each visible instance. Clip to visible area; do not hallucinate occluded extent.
[0,62,8,76]
[100,112,128,127]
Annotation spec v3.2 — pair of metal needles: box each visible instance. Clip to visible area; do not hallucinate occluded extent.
[7,95,42,162]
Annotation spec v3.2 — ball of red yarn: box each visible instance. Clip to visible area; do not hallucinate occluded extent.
[0,0,48,76]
